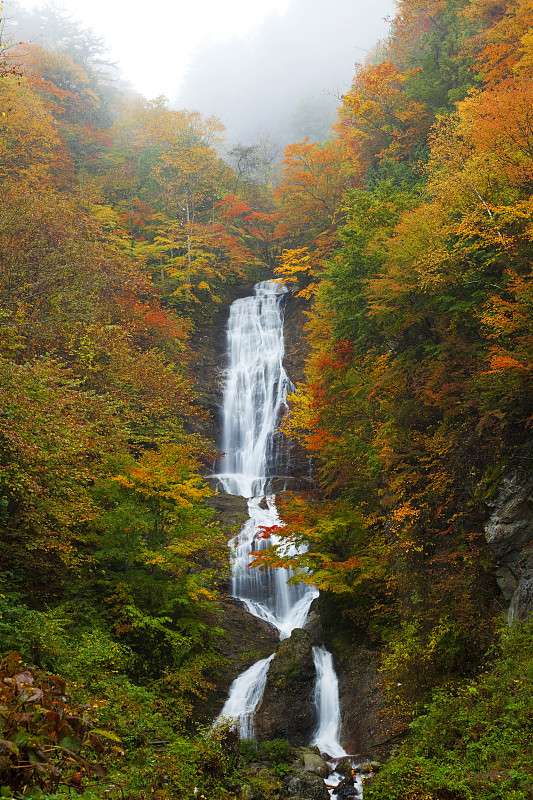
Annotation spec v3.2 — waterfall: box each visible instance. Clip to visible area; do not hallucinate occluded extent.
[311,646,348,758]
[215,280,340,749]
[216,281,318,645]
[217,280,290,500]
[229,495,318,640]
[219,655,274,739]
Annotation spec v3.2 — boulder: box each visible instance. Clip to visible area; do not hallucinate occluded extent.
[297,748,329,778]
[358,761,381,774]
[332,775,360,798]
[254,628,317,745]
[485,470,533,623]
[335,759,353,777]
[282,770,330,800]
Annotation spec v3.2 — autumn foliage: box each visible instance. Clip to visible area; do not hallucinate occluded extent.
[0,651,112,793]
[0,10,276,797]
[269,0,533,763]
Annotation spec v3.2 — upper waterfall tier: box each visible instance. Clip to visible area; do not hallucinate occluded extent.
[217,280,290,499]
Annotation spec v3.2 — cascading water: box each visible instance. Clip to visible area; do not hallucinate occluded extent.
[229,496,319,639]
[312,647,348,759]
[216,281,318,646]
[217,280,291,500]
[218,654,274,739]
[216,280,343,755]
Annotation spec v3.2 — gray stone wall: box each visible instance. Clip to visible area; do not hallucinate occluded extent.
[485,469,533,624]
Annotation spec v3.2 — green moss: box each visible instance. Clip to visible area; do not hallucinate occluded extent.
[239,650,263,662]
[257,738,294,764]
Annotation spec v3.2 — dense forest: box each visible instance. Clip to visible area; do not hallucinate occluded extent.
[1,0,533,798]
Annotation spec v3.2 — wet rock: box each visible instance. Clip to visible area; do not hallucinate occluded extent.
[302,592,399,758]
[189,280,263,444]
[296,748,330,778]
[335,759,353,777]
[332,775,360,798]
[485,469,533,623]
[358,761,381,774]
[205,598,279,722]
[336,643,395,759]
[255,628,317,745]
[270,475,316,494]
[205,491,248,536]
[187,309,228,443]
[282,770,330,800]
[301,599,324,647]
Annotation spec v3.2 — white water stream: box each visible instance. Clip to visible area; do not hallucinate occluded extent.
[312,647,348,759]
[216,280,345,758]
[218,654,274,739]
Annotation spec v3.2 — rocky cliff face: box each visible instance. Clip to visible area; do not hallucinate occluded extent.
[193,284,396,757]
[304,600,392,760]
[189,285,311,478]
[194,285,392,754]
[189,282,261,446]
[485,469,533,624]
[198,492,281,723]
[336,646,393,760]
[273,292,315,492]
[254,628,317,745]
[205,598,280,723]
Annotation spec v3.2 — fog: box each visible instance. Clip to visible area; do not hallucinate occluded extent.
[176,0,394,148]
[8,0,292,99]
[5,0,394,150]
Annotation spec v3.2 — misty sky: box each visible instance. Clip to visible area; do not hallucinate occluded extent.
[12,0,293,98]
[177,0,395,146]
[9,0,395,148]
[12,0,395,102]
